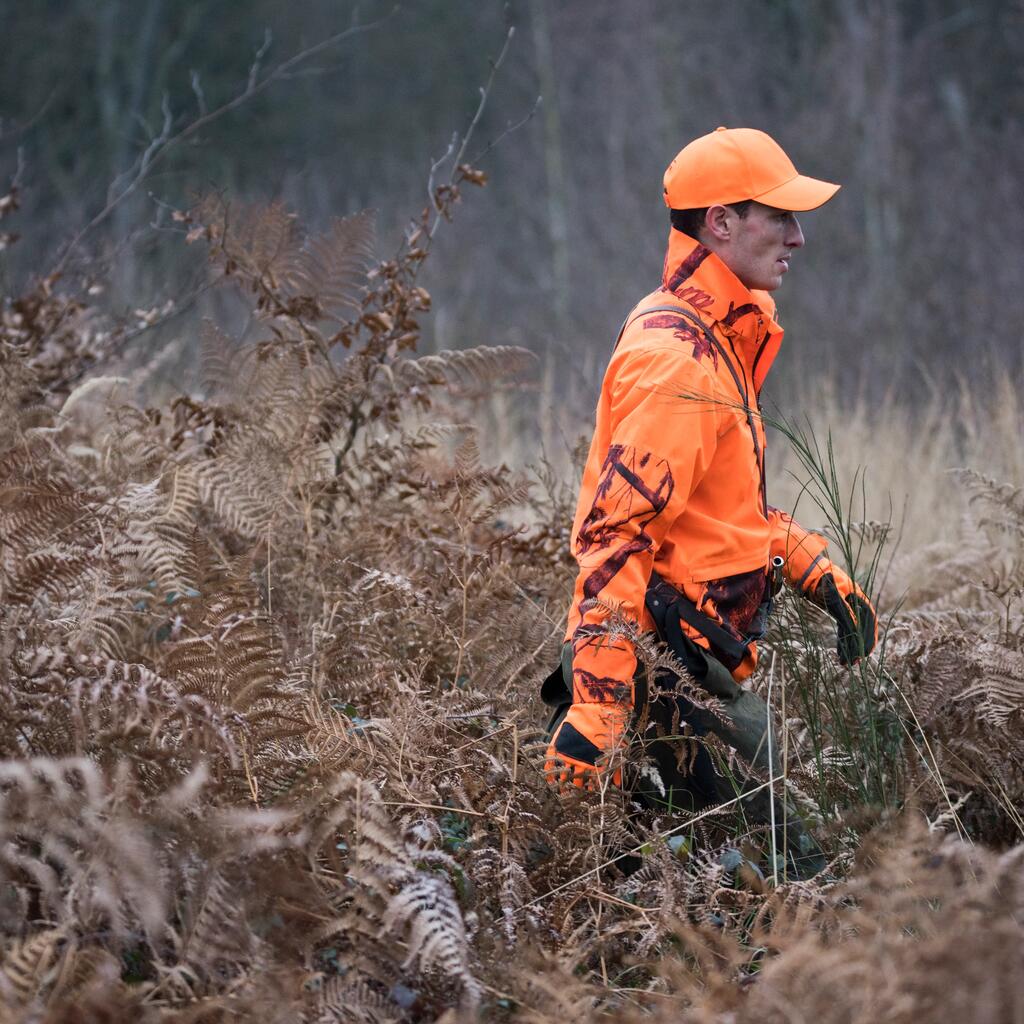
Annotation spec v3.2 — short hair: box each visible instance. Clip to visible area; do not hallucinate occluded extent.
[670,200,753,240]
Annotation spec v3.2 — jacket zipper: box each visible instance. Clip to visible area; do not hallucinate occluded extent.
[628,304,768,519]
[751,329,770,395]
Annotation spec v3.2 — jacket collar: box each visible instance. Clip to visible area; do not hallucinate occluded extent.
[660,228,783,388]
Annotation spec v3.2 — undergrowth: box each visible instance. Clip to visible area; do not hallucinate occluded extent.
[0,172,1023,1022]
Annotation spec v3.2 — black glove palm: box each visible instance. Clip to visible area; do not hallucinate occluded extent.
[817,573,877,666]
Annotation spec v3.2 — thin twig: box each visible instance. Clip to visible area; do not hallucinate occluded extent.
[470,93,542,166]
[880,667,970,841]
[427,131,458,206]
[53,8,397,277]
[0,88,57,143]
[521,779,776,913]
[64,277,217,387]
[766,650,779,888]
[382,800,488,819]
[190,70,208,117]
[426,26,516,241]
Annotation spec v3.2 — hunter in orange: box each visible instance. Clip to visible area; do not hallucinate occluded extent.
[544,128,877,793]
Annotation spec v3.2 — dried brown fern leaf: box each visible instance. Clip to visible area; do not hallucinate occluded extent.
[953,641,1024,727]
[381,874,480,1008]
[158,575,293,721]
[465,847,539,950]
[3,546,100,611]
[329,423,462,505]
[0,928,67,1013]
[200,197,304,294]
[109,471,202,599]
[393,344,534,393]
[198,318,247,405]
[0,462,102,560]
[193,428,295,539]
[287,210,377,322]
[5,638,238,769]
[39,945,129,1022]
[955,466,1024,533]
[886,624,1024,839]
[0,758,168,939]
[303,772,480,1009]
[32,966,151,1024]
[306,974,403,1024]
[157,867,262,1000]
[196,334,337,461]
[687,822,1024,1024]
[500,950,603,1024]
[300,698,365,775]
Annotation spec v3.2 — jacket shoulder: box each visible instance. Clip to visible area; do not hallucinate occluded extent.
[615,294,720,378]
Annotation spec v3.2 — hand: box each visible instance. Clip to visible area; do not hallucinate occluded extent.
[815,573,878,666]
[544,702,628,790]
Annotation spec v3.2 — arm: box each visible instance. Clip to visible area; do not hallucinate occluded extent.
[546,347,722,787]
[767,507,878,665]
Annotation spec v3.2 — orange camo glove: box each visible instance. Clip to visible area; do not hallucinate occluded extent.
[544,703,629,790]
[810,570,878,666]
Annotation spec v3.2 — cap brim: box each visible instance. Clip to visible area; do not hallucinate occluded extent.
[753,174,840,212]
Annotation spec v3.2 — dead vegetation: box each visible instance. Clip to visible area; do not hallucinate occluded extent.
[1,179,1022,1022]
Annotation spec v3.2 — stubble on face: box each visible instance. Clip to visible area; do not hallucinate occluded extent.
[725,203,805,292]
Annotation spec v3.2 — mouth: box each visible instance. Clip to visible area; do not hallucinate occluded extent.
[776,254,791,272]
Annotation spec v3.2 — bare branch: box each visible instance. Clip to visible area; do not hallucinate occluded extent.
[0,88,57,143]
[248,28,273,93]
[426,25,516,241]
[427,132,459,208]
[52,6,398,277]
[106,94,174,208]
[12,147,26,190]
[450,27,516,173]
[470,93,542,167]
[190,71,208,118]
[63,276,217,389]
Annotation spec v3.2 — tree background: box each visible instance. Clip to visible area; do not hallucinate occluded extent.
[2,0,1022,437]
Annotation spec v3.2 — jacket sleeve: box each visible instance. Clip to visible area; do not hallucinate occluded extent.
[567,346,722,710]
[766,506,878,665]
[767,506,857,599]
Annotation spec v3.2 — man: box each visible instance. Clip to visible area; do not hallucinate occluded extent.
[543,128,877,835]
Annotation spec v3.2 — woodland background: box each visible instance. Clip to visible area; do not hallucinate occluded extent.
[4,0,1024,416]
[1,1,1024,1022]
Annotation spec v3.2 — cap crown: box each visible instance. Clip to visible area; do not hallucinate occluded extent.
[663,127,798,209]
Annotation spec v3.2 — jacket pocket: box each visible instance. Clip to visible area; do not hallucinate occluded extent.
[692,567,770,666]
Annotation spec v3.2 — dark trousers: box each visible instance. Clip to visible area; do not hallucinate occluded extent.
[542,648,827,877]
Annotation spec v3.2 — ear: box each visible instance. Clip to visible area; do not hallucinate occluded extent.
[704,205,733,243]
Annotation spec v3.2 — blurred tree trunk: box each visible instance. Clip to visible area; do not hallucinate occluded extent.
[530,0,570,450]
[529,0,570,331]
[94,0,123,191]
[113,0,166,276]
[834,0,905,370]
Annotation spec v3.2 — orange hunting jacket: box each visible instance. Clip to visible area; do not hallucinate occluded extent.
[565,228,830,709]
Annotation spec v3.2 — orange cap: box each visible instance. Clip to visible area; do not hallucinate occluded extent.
[663,126,839,211]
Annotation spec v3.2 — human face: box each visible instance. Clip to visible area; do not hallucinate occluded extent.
[713,202,805,292]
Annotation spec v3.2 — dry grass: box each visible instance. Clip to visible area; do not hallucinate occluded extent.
[0,184,1022,1022]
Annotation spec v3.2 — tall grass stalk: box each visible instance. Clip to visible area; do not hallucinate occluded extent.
[764,404,906,819]
[765,651,779,887]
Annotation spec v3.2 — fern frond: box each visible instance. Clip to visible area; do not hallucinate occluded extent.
[0,928,66,1010]
[382,874,480,1004]
[289,210,377,321]
[395,345,534,391]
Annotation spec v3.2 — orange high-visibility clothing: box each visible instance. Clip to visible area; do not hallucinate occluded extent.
[564,228,833,711]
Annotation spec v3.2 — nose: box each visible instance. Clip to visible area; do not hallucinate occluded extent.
[786,214,805,249]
